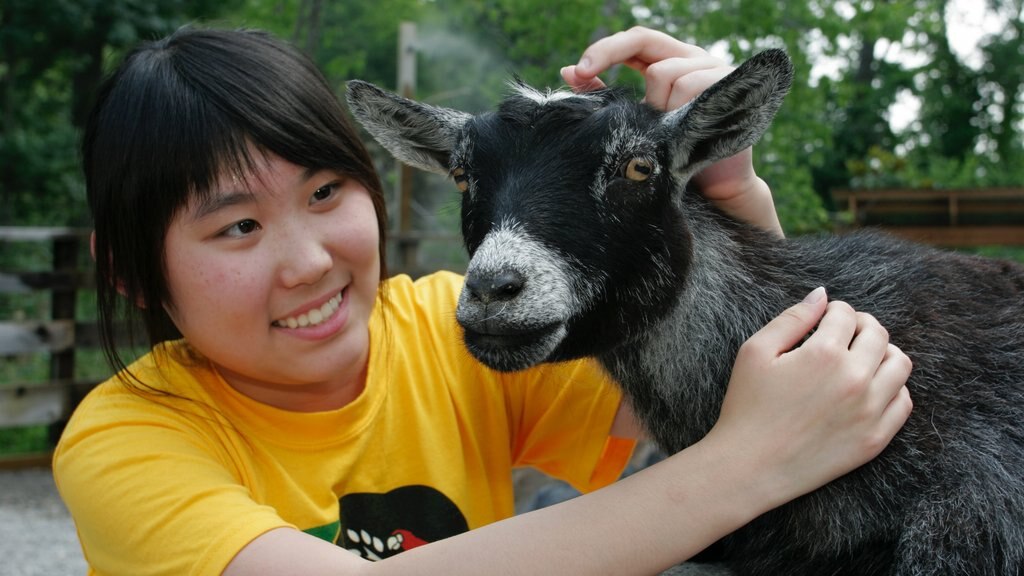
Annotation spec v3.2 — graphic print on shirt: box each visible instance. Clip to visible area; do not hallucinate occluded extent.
[339,485,469,560]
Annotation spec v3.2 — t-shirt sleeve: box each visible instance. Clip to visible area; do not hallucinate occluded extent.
[502,359,636,494]
[53,390,290,576]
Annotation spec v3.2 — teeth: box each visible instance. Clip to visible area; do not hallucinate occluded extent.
[275,292,343,329]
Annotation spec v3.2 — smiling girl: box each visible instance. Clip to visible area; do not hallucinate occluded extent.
[54,26,912,576]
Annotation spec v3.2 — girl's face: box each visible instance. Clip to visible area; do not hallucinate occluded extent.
[163,153,381,411]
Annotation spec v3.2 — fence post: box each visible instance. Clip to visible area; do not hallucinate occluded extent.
[396,21,419,274]
[47,235,79,444]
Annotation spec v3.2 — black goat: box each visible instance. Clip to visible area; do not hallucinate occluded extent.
[346,49,1024,575]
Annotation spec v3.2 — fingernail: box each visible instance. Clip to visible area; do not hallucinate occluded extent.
[578,57,592,73]
[803,286,826,304]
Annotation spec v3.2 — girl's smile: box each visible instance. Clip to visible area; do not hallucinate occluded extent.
[273,289,344,329]
[162,152,380,411]
[272,288,350,341]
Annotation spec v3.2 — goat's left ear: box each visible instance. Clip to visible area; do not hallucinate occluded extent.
[662,49,793,181]
[346,80,471,175]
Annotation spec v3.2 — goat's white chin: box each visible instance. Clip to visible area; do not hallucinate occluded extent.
[461,323,566,372]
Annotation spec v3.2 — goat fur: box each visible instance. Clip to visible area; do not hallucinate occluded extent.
[346,49,1024,575]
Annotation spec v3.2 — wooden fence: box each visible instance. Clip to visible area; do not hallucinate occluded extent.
[0,226,99,467]
[832,187,1024,247]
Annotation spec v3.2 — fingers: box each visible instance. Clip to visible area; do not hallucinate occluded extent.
[869,345,914,452]
[560,65,606,92]
[804,303,913,460]
[743,287,828,358]
[564,26,723,108]
[847,310,890,371]
[644,58,733,110]
[573,27,707,82]
[878,345,913,397]
[799,299,859,356]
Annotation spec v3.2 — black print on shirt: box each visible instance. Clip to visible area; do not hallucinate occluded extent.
[339,485,469,560]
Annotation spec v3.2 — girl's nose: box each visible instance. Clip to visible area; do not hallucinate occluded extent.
[277,230,332,288]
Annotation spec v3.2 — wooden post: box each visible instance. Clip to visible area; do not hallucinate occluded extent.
[47,234,78,444]
[396,22,418,274]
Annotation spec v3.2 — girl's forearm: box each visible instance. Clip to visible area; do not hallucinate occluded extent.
[224,436,765,576]
[378,436,764,575]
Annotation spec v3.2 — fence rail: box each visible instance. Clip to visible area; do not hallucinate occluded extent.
[0,226,97,466]
[833,187,1024,247]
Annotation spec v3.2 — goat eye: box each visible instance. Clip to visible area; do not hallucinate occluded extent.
[623,158,653,181]
[452,167,470,193]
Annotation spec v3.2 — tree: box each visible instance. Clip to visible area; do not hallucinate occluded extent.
[0,0,234,225]
[978,0,1023,171]
[884,0,1024,188]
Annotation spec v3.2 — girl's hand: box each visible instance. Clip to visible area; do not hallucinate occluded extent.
[705,287,913,508]
[562,26,783,237]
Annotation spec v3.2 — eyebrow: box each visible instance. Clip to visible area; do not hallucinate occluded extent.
[188,189,259,223]
[188,166,323,222]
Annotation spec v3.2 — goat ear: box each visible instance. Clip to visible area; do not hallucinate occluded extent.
[662,49,793,180]
[346,80,471,175]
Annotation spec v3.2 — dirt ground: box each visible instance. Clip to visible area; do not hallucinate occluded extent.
[0,467,87,575]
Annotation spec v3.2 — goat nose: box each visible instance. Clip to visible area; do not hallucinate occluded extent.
[465,270,525,303]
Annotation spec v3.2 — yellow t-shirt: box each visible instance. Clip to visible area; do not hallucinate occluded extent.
[54,271,633,576]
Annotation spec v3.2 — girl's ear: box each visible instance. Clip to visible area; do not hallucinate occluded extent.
[92,231,147,309]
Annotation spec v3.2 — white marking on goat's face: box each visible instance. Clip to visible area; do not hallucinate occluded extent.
[510,82,601,106]
[456,220,591,371]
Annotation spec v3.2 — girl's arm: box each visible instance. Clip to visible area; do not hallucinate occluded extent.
[562,26,784,238]
[224,290,912,575]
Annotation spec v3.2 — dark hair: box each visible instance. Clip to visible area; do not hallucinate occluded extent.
[83,26,389,376]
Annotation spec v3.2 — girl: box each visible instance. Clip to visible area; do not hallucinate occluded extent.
[54,26,912,576]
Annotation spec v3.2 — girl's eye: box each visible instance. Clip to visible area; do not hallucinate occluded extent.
[222,219,262,238]
[311,182,340,204]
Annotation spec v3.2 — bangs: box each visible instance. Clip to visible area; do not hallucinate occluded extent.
[85,26,382,258]
[136,28,360,208]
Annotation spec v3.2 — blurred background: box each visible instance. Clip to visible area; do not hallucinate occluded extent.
[1,0,1022,457]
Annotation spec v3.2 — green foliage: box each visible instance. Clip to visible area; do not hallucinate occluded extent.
[0,425,50,455]
[2,0,1021,237]
[0,0,239,226]
[964,245,1024,263]
[848,144,1024,190]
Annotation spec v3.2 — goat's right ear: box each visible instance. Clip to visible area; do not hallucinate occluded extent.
[662,49,794,182]
[346,80,471,176]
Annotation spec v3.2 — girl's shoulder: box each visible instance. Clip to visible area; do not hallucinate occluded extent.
[380,270,464,312]
[373,271,465,340]
[60,340,221,435]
